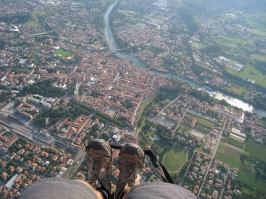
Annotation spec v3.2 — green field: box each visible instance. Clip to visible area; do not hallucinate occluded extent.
[251,54,266,62]
[163,144,187,172]
[191,42,204,49]
[137,95,155,122]
[255,73,266,88]
[226,83,246,95]
[215,144,240,168]
[244,139,266,161]
[237,168,266,193]
[252,29,266,37]
[53,48,73,57]
[226,68,239,76]
[227,136,244,149]
[255,118,266,127]
[26,21,39,26]
[237,63,260,81]
[153,140,169,154]
[187,113,216,128]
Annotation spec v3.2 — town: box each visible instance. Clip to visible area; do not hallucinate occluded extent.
[0,0,266,198]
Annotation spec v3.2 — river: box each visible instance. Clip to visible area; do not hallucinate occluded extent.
[104,0,266,117]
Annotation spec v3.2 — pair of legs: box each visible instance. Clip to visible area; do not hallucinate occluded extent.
[18,140,196,199]
[85,139,145,199]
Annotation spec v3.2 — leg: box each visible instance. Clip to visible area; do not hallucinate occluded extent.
[18,177,104,199]
[124,182,197,199]
[86,139,113,199]
[115,143,145,199]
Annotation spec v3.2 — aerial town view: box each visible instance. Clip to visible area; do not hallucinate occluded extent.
[0,0,266,198]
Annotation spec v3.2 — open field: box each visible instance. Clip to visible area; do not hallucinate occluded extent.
[251,54,266,62]
[255,118,266,127]
[215,144,240,168]
[255,73,266,88]
[163,144,187,172]
[53,48,73,57]
[237,63,260,81]
[224,145,241,157]
[226,68,239,76]
[153,140,169,154]
[191,42,204,49]
[187,113,216,128]
[136,95,155,122]
[227,136,244,149]
[237,168,266,194]
[244,139,266,161]
[226,83,246,95]
[252,29,266,37]
[26,21,39,26]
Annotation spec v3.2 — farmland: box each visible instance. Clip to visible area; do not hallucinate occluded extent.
[215,144,240,169]
[244,139,266,161]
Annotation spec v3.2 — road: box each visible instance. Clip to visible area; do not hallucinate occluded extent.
[219,166,230,199]
[61,144,86,179]
[158,96,180,115]
[173,106,189,133]
[197,118,227,197]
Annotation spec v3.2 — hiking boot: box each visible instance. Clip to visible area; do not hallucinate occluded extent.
[86,139,112,198]
[115,143,145,199]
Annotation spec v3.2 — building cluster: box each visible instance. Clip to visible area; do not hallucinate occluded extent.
[0,137,73,198]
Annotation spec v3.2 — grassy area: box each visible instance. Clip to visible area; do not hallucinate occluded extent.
[153,140,169,154]
[237,168,266,193]
[163,144,187,172]
[191,42,204,49]
[145,46,164,55]
[255,118,266,127]
[226,68,239,76]
[255,73,266,88]
[251,54,266,62]
[215,144,240,168]
[136,95,155,122]
[237,63,260,81]
[26,21,39,26]
[187,113,216,128]
[252,29,266,37]
[227,136,244,149]
[226,83,246,95]
[53,48,74,57]
[244,139,266,161]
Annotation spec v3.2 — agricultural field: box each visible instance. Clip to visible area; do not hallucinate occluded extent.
[227,135,244,149]
[252,29,266,37]
[237,63,261,81]
[244,139,266,161]
[53,48,74,57]
[163,144,187,172]
[226,68,239,76]
[237,168,266,194]
[251,54,266,62]
[215,144,240,169]
[255,73,266,88]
